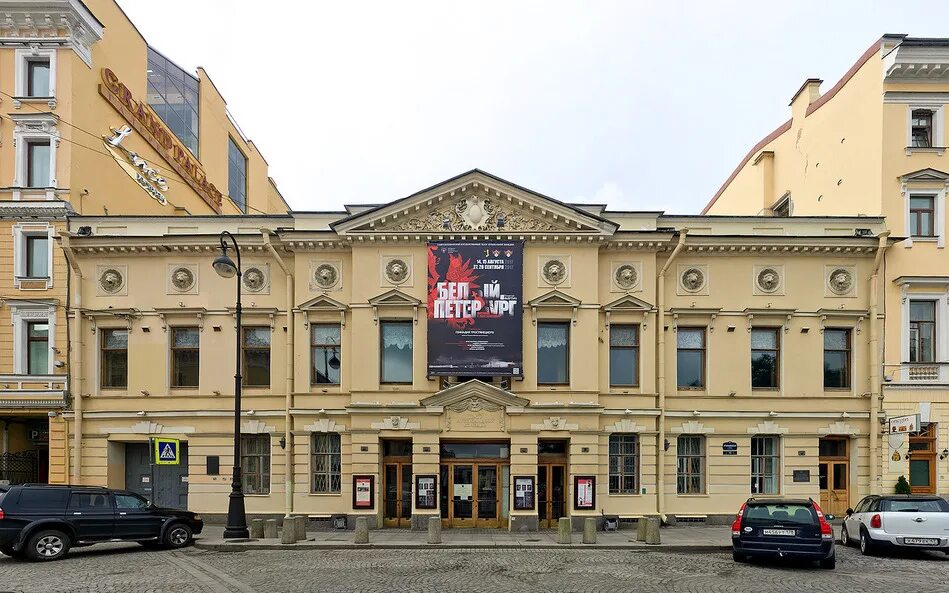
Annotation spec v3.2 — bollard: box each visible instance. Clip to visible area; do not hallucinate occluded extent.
[263,519,279,539]
[250,518,264,539]
[636,517,647,541]
[582,518,597,544]
[294,516,307,542]
[427,516,442,544]
[280,519,297,544]
[354,516,369,544]
[557,517,572,544]
[644,517,661,545]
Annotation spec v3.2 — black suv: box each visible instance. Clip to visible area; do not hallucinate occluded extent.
[731,497,836,569]
[0,484,202,561]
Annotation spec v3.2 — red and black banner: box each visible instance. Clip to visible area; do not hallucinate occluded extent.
[427,242,523,376]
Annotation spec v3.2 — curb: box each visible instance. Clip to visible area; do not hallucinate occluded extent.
[194,541,731,553]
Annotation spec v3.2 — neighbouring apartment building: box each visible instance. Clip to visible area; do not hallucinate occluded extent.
[62,169,894,527]
[0,0,286,488]
[704,34,949,499]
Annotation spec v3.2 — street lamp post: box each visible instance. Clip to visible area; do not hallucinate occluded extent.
[213,230,250,539]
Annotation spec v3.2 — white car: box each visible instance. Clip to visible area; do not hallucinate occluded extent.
[840,495,949,555]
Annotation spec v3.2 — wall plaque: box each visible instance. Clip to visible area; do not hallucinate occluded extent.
[792,470,811,483]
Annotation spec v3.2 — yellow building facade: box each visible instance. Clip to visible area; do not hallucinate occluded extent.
[62,170,893,527]
[0,0,286,487]
[704,35,949,498]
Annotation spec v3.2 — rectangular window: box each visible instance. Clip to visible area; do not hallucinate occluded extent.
[241,435,271,495]
[910,196,936,238]
[537,322,569,384]
[676,435,705,494]
[147,48,199,156]
[911,109,934,148]
[380,320,413,383]
[228,137,247,213]
[27,59,50,97]
[609,325,639,386]
[676,328,706,389]
[910,300,936,363]
[25,235,49,278]
[311,433,341,493]
[311,325,341,385]
[170,327,199,388]
[26,321,49,375]
[242,326,271,387]
[751,436,780,494]
[608,434,640,494]
[101,329,129,389]
[26,140,51,187]
[751,328,780,389]
[823,329,851,389]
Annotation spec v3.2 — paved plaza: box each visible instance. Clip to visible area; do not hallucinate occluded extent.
[2,538,946,593]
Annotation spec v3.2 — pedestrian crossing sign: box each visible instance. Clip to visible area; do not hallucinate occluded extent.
[154,438,180,465]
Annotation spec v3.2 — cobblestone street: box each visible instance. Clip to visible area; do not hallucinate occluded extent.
[2,544,947,593]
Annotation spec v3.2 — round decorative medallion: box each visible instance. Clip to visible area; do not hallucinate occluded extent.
[614,264,639,290]
[681,267,705,292]
[314,263,339,289]
[828,268,853,295]
[385,259,409,284]
[542,259,567,285]
[99,268,124,294]
[170,267,195,292]
[243,267,266,292]
[756,268,780,293]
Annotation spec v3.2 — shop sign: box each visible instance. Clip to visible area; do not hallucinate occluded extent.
[103,125,168,205]
[353,475,374,509]
[722,441,738,456]
[574,476,595,510]
[99,68,223,212]
[427,241,523,376]
[888,414,920,434]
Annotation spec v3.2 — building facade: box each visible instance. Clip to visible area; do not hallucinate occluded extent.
[62,170,893,528]
[704,35,949,498]
[0,0,286,485]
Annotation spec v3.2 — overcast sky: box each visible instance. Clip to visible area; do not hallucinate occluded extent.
[119,0,948,214]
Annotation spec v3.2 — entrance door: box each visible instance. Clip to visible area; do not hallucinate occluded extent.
[451,464,475,527]
[538,464,567,529]
[909,424,937,494]
[125,442,189,509]
[476,466,498,527]
[818,438,849,517]
[383,462,412,527]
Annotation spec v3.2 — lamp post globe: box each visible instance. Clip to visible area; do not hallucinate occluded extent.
[213,253,238,278]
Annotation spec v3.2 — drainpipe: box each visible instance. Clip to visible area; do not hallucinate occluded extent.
[262,230,295,517]
[60,235,83,484]
[656,230,687,520]
[868,231,890,495]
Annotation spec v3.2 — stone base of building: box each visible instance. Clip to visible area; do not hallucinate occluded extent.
[411,513,439,531]
[510,515,539,532]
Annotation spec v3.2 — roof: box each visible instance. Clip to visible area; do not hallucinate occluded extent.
[746,497,814,505]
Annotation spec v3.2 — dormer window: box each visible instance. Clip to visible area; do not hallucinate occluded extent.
[912,109,934,148]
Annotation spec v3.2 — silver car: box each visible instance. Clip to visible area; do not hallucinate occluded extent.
[840,495,949,555]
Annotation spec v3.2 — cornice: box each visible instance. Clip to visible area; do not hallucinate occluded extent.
[0,1,104,67]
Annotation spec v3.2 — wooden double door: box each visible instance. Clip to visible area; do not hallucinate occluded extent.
[383,461,413,528]
[440,461,507,528]
[537,463,567,529]
[818,437,849,517]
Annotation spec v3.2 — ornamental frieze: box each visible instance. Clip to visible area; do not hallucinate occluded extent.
[385,201,565,233]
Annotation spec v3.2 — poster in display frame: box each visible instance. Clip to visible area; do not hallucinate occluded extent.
[574,475,596,510]
[352,475,375,510]
[513,476,535,511]
[415,474,438,510]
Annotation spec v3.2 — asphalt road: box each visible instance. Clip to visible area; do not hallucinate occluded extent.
[1,543,947,593]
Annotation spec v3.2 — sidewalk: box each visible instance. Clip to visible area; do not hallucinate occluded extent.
[194,524,733,552]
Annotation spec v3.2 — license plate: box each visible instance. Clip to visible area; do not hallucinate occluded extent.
[762,529,795,536]
[903,538,939,546]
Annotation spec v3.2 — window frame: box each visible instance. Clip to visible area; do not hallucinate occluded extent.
[26,58,51,98]
[9,303,55,375]
[26,320,50,376]
[608,433,640,494]
[170,326,200,389]
[311,324,341,385]
[100,328,129,390]
[823,328,852,390]
[537,320,570,385]
[11,114,58,196]
[609,324,640,387]
[14,48,56,100]
[911,108,934,148]
[676,435,706,495]
[750,435,781,495]
[12,223,54,289]
[241,326,271,388]
[909,300,937,363]
[676,327,707,390]
[379,319,413,385]
[25,234,49,279]
[310,433,342,494]
[906,105,945,151]
[26,139,52,188]
[240,434,271,495]
[909,195,936,238]
[227,136,248,213]
[750,327,781,390]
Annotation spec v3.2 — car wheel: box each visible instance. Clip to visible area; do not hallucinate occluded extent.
[840,524,850,547]
[163,524,193,549]
[25,530,71,562]
[819,555,836,570]
[859,530,875,556]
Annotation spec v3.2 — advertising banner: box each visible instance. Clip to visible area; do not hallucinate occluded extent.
[427,242,523,376]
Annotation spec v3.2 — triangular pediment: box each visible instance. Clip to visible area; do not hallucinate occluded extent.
[298,294,349,311]
[420,379,530,408]
[368,289,421,307]
[528,290,582,308]
[331,170,618,236]
[901,168,949,183]
[603,294,654,312]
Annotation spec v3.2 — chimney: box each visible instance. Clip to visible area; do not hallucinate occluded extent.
[789,78,823,112]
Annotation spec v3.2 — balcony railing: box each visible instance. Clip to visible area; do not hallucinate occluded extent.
[884,363,949,385]
[0,374,68,408]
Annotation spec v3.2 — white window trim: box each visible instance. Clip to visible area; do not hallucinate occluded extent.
[902,186,946,249]
[906,104,945,151]
[12,222,54,289]
[9,302,56,375]
[901,292,949,364]
[11,113,60,199]
[750,435,782,496]
[13,47,57,107]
